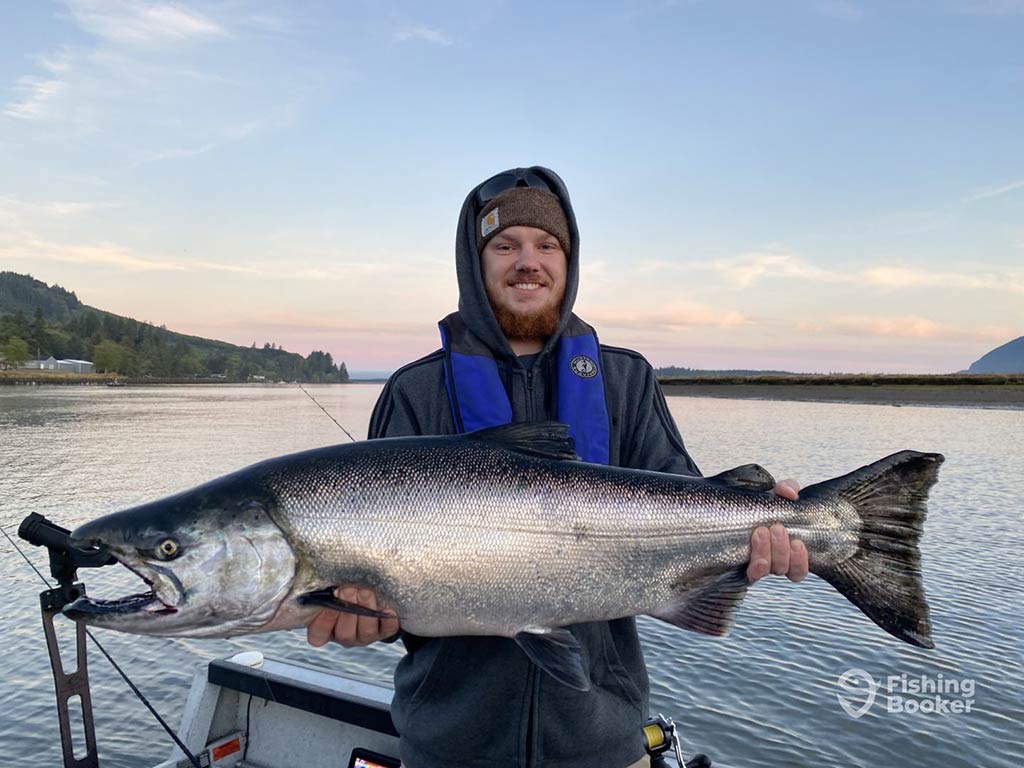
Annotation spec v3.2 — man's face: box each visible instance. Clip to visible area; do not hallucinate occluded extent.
[481,225,567,344]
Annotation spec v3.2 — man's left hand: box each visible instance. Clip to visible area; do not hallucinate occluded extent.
[746,479,809,583]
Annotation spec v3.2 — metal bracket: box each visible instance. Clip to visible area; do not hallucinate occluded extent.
[41,583,100,768]
[19,513,115,768]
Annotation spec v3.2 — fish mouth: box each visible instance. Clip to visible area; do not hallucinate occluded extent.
[63,562,182,619]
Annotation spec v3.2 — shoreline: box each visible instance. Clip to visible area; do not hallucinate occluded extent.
[659,379,1024,408]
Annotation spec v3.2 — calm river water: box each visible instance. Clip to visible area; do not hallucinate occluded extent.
[1,384,1021,767]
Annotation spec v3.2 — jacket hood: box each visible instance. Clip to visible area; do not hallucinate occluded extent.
[453,166,581,361]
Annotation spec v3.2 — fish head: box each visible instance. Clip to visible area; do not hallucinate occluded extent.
[64,479,297,638]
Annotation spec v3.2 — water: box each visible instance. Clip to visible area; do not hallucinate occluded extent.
[1,384,1021,767]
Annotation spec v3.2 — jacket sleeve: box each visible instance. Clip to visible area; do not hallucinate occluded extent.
[620,359,702,477]
[368,375,423,439]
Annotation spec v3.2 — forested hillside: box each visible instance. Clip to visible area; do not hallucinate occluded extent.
[0,272,348,382]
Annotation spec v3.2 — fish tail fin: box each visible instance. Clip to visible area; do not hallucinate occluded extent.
[804,450,944,649]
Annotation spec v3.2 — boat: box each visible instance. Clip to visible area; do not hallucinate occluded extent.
[105,379,126,387]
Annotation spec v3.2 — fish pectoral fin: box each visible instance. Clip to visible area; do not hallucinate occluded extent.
[514,627,591,691]
[650,567,749,636]
[296,588,392,619]
[707,464,776,492]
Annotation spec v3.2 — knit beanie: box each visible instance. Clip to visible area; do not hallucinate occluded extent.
[476,187,571,255]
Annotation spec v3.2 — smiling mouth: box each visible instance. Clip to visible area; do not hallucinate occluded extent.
[62,564,180,618]
[510,282,545,291]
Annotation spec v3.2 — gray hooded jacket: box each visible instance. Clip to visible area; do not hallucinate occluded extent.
[367,167,701,768]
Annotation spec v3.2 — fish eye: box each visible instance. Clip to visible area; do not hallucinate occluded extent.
[156,538,180,559]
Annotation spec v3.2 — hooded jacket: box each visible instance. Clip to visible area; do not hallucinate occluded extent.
[367,167,701,768]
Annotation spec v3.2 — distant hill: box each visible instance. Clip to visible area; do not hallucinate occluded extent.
[0,271,348,382]
[655,366,796,378]
[969,336,1024,373]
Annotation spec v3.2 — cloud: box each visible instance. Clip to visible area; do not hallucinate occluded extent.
[796,315,1012,341]
[394,24,453,46]
[708,251,847,288]
[0,196,120,218]
[861,265,1024,293]
[963,178,1024,202]
[0,237,190,272]
[672,248,1024,295]
[3,76,67,120]
[587,302,749,331]
[64,0,227,45]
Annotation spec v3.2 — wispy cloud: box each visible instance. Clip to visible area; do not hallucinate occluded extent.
[859,265,1021,292]
[3,76,67,120]
[796,315,1012,341]
[0,237,190,272]
[707,251,847,288]
[671,249,1024,295]
[394,24,453,46]
[0,196,120,218]
[64,0,227,45]
[964,178,1024,202]
[588,302,749,331]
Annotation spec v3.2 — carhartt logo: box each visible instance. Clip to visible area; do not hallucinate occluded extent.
[569,355,598,379]
[482,208,500,237]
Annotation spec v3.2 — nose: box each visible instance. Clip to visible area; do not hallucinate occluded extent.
[514,244,542,272]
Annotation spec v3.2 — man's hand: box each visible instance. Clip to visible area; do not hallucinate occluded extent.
[306,587,400,648]
[746,479,809,584]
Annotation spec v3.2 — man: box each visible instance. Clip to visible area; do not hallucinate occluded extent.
[307,167,807,767]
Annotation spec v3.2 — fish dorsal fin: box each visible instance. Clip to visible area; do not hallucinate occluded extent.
[707,464,776,492]
[468,422,579,461]
[514,627,591,691]
[650,568,749,637]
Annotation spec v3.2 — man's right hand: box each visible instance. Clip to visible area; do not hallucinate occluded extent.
[306,587,401,648]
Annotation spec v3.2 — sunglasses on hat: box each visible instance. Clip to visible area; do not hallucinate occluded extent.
[473,170,554,212]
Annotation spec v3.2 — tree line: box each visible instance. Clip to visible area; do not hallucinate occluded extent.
[0,306,349,383]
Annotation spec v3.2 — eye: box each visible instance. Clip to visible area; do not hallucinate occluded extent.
[156,538,180,560]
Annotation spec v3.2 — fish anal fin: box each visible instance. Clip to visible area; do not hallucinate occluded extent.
[651,568,749,637]
[708,464,776,492]
[514,627,591,691]
[297,588,392,619]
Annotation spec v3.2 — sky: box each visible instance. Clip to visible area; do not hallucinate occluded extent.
[1,0,1022,374]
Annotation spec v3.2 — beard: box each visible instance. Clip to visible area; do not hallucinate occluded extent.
[491,301,562,343]
[485,288,565,346]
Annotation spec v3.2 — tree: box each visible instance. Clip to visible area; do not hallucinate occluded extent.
[93,339,126,373]
[0,336,31,368]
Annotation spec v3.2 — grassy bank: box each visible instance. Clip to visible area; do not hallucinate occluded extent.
[658,374,1024,407]
[0,371,275,386]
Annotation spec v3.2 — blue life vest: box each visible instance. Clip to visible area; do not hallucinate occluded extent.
[438,313,610,464]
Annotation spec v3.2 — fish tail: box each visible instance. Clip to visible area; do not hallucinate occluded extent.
[803,450,944,649]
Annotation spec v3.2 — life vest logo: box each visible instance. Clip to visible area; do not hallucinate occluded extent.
[569,355,598,379]
[482,208,500,237]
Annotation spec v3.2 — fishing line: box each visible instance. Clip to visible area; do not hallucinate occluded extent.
[1,523,203,768]
[299,384,357,442]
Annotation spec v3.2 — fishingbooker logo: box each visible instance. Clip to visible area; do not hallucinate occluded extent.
[836,668,976,718]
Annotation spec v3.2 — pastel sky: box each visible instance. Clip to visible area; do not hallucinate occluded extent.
[2,0,1022,374]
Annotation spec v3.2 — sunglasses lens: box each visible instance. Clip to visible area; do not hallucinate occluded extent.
[474,171,553,209]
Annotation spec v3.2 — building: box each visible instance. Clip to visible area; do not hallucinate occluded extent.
[22,357,95,373]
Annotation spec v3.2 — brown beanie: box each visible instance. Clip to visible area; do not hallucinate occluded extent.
[476,187,571,255]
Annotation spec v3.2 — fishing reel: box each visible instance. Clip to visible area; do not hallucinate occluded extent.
[644,713,712,768]
[18,512,116,768]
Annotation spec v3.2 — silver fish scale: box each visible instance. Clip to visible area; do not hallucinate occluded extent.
[263,439,859,637]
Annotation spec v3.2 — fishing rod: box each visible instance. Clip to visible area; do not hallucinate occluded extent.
[298,383,357,442]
